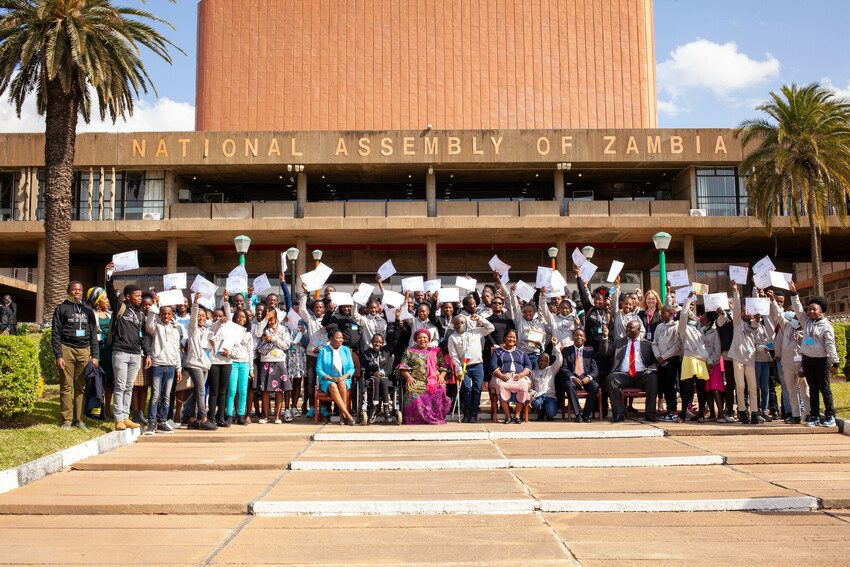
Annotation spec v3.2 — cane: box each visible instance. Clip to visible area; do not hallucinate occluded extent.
[455,358,469,422]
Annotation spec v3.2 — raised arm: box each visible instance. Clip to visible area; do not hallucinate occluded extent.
[280,276,292,312]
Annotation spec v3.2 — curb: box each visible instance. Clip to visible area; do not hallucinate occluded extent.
[312,429,665,442]
[836,418,850,436]
[0,428,141,495]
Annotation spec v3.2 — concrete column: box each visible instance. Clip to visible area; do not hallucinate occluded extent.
[426,237,437,280]
[556,240,568,274]
[683,234,696,282]
[296,172,307,218]
[554,170,565,216]
[35,239,45,323]
[426,170,436,217]
[166,238,178,274]
[296,237,307,277]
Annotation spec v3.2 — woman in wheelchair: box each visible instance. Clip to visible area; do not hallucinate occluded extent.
[360,333,397,423]
[316,326,356,426]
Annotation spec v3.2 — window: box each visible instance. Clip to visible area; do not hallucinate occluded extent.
[120,171,165,220]
[696,167,747,216]
[0,172,14,220]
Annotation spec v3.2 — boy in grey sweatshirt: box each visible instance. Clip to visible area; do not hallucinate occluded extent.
[145,298,183,434]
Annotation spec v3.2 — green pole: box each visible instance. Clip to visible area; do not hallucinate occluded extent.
[659,249,667,305]
[239,253,246,267]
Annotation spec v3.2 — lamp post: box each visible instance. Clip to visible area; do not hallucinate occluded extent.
[234,235,251,267]
[581,245,595,260]
[312,249,323,299]
[547,246,559,270]
[652,231,672,304]
[286,247,299,298]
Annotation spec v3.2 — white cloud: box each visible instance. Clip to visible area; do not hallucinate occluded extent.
[657,39,780,100]
[822,78,850,102]
[657,99,684,116]
[0,94,195,133]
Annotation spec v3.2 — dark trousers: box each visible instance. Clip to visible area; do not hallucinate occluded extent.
[596,354,612,417]
[607,370,658,417]
[207,364,232,424]
[723,357,736,415]
[304,354,318,411]
[462,363,485,418]
[803,356,835,418]
[679,378,706,418]
[565,378,600,418]
[657,356,680,415]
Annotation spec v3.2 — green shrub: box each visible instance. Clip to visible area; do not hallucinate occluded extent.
[38,330,61,385]
[0,335,40,419]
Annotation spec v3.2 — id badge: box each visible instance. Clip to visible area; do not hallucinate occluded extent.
[351,324,359,331]
[75,329,86,337]
[597,326,603,335]
[766,342,774,350]
[804,337,815,346]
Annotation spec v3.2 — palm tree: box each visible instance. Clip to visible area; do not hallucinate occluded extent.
[737,83,850,297]
[0,0,179,321]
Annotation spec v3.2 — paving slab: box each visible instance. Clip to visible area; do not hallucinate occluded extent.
[0,515,241,565]
[495,437,712,459]
[211,514,576,565]
[678,433,850,464]
[73,441,310,471]
[737,463,850,509]
[0,469,280,514]
[515,465,798,502]
[139,423,319,443]
[659,420,834,436]
[291,440,505,470]
[545,511,850,565]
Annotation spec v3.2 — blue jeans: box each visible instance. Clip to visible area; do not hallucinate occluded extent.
[755,361,771,412]
[148,365,176,424]
[776,360,791,414]
[461,363,485,417]
[531,396,557,418]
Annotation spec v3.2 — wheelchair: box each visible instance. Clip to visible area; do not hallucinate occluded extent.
[351,371,404,425]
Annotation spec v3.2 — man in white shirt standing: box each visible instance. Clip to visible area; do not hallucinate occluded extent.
[599,320,659,422]
[447,314,495,423]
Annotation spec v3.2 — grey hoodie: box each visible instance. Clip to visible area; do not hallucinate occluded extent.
[791,294,839,364]
[145,307,182,370]
[185,302,212,371]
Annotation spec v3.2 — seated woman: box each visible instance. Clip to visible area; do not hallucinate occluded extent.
[489,329,533,424]
[360,332,397,423]
[396,328,451,424]
[316,326,356,426]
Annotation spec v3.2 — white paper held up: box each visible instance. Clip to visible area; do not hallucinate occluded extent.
[401,276,425,293]
[228,264,248,279]
[156,289,185,307]
[535,267,553,289]
[703,292,729,312]
[437,287,460,304]
[666,269,690,288]
[381,290,405,309]
[330,292,353,306]
[455,276,477,292]
[112,250,139,273]
[252,274,272,295]
[745,297,771,316]
[226,275,249,295]
[571,247,586,268]
[377,260,396,282]
[729,265,749,286]
[352,283,375,305]
[488,255,511,275]
[514,280,536,303]
[191,275,218,296]
[674,286,693,305]
[424,279,442,293]
[606,261,625,283]
[578,261,598,283]
[752,256,776,276]
[550,270,568,291]
[163,272,187,290]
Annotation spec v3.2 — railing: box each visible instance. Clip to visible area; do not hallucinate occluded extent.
[0,267,38,285]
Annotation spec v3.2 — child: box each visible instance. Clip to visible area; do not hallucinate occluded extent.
[652,305,682,421]
[531,337,563,421]
[184,292,216,431]
[299,291,328,417]
[789,280,839,427]
[728,281,766,424]
[208,297,233,427]
[768,290,809,424]
[286,315,308,420]
[144,297,183,435]
[253,307,292,423]
[226,308,254,425]
[678,293,721,423]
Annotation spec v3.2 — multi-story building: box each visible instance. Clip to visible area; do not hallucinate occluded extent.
[1,0,848,321]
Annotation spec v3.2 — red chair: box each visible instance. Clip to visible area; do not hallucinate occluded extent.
[620,387,646,415]
[563,389,604,420]
[312,351,359,424]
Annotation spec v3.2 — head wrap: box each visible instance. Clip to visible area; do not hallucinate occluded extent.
[86,286,106,308]
[413,328,432,341]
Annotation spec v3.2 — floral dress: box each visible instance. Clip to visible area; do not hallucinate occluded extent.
[396,347,451,424]
[287,325,307,380]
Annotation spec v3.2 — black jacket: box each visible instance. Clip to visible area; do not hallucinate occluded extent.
[598,337,657,372]
[561,345,599,380]
[106,274,148,356]
[485,313,516,350]
[51,299,98,358]
[323,310,363,353]
[360,347,395,380]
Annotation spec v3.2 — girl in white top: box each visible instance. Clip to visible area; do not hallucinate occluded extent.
[183,293,215,430]
[225,308,254,425]
[253,309,292,423]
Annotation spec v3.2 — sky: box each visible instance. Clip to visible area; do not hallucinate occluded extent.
[2,0,849,132]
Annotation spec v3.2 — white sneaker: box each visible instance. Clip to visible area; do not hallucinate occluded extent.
[289,408,300,418]
[258,418,268,424]
[274,418,283,424]
[283,409,293,422]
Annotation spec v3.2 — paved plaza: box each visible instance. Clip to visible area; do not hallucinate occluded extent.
[1,411,850,566]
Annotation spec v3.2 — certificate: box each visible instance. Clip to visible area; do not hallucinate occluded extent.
[217,321,245,352]
[752,271,772,290]
[190,274,219,297]
[197,293,216,311]
[674,286,693,305]
[112,250,139,273]
[691,282,709,295]
[401,276,425,293]
[545,288,565,299]
[228,264,248,279]
[437,287,460,304]
[729,265,749,286]
[550,270,568,291]
[703,292,729,312]
[752,255,776,276]
[535,267,553,289]
[329,292,353,306]
[284,308,303,332]
[579,261,598,283]
[384,307,397,323]
[377,259,396,282]
[455,276,477,292]
[381,290,405,309]
[252,273,272,295]
[226,275,248,294]
[514,280,536,303]
[667,269,689,288]
[301,262,333,292]
[571,247,586,268]
[163,272,187,290]
[424,279,442,293]
[488,254,511,275]
[606,260,624,283]
[746,297,770,316]
[399,307,414,322]
[352,283,375,305]
[156,289,185,307]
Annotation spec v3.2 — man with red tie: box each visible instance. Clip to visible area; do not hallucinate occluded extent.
[599,320,659,422]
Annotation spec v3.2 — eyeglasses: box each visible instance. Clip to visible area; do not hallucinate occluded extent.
[491,301,504,306]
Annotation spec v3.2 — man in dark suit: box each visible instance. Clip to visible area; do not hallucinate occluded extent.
[599,320,659,422]
[558,328,600,422]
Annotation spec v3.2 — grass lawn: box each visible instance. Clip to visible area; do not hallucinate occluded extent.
[0,385,113,470]
[832,380,850,419]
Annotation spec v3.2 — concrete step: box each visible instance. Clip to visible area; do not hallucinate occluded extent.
[736,463,850,509]
[676,433,850,464]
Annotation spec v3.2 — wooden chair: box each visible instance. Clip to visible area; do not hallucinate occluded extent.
[563,389,604,420]
[620,387,646,415]
[312,351,360,424]
[489,386,529,422]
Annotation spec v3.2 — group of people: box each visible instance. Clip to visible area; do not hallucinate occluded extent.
[50,259,842,433]
[0,293,16,334]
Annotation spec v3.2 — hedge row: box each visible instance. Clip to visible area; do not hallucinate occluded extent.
[0,335,40,419]
[38,330,61,385]
[835,322,849,374]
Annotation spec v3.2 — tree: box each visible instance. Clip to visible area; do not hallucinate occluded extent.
[737,83,850,296]
[0,0,179,321]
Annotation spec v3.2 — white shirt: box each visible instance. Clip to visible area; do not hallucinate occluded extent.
[618,339,647,373]
[331,346,343,374]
